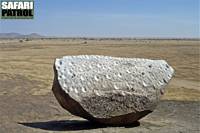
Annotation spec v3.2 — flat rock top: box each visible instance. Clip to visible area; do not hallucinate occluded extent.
[55,55,174,99]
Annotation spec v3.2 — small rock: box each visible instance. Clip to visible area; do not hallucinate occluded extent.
[52,55,174,125]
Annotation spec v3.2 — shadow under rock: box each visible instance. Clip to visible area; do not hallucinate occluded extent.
[19,119,140,131]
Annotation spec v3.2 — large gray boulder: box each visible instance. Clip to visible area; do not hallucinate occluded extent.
[52,55,174,125]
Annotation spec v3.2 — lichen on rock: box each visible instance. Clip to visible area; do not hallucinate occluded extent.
[52,55,174,125]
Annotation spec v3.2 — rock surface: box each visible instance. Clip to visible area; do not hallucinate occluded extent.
[52,55,174,125]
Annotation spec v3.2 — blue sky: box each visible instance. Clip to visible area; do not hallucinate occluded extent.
[0,0,199,37]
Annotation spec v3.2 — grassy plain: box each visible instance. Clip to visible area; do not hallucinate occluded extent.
[0,38,199,132]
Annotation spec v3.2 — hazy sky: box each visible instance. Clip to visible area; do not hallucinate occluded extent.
[0,0,199,37]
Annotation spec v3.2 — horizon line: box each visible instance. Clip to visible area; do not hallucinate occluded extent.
[0,32,199,40]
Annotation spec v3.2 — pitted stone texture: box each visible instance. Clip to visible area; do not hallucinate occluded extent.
[52,55,174,125]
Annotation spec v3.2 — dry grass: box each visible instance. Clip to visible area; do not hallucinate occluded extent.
[0,38,199,101]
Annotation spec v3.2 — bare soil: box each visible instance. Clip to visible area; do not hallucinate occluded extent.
[0,38,199,133]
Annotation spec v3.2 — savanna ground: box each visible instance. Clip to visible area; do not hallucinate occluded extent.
[0,38,199,133]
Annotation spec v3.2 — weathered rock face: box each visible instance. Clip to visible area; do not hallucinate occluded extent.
[52,55,174,125]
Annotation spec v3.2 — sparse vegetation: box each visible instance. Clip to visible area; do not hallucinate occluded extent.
[0,38,199,132]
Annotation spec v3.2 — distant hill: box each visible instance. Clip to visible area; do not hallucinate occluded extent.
[0,33,45,38]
